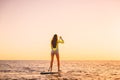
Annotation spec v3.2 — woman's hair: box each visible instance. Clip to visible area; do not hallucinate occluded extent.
[51,34,58,48]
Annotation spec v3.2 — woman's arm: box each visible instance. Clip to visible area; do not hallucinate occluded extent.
[58,36,64,43]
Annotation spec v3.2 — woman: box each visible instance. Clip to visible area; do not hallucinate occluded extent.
[49,34,64,72]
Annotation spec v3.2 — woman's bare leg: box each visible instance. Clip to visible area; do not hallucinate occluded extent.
[56,53,60,71]
[50,53,54,71]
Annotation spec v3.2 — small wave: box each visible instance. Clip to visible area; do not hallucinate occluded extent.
[23,67,31,70]
[0,64,12,72]
[0,64,11,68]
[0,70,11,72]
[22,67,37,72]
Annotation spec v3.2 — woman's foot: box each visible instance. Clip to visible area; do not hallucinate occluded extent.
[48,67,52,72]
[58,70,62,72]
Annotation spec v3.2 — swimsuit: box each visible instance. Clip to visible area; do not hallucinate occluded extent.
[51,48,59,54]
[51,38,64,54]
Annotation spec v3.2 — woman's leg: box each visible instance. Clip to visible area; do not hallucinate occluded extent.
[55,53,60,71]
[50,52,54,71]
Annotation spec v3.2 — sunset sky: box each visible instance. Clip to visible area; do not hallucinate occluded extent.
[0,0,120,60]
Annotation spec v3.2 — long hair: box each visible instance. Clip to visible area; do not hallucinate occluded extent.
[51,34,58,48]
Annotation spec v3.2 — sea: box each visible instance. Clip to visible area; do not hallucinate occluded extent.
[0,60,120,80]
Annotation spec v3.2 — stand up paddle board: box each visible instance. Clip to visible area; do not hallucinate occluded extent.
[40,71,59,75]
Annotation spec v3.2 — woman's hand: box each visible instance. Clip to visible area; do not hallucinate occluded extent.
[60,36,62,39]
[60,36,64,41]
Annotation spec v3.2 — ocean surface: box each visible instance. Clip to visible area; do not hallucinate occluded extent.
[0,60,120,80]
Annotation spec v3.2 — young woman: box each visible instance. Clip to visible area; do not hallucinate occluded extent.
[49,34,64,72]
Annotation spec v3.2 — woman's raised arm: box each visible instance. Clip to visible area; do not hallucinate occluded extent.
[58,36,64,43]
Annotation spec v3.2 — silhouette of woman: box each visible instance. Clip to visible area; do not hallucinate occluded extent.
[49,34,64,72]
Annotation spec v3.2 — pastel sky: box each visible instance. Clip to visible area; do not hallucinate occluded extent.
[0,0,120,60]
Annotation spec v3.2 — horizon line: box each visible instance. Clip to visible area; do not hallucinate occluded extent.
[1,59,120,61]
